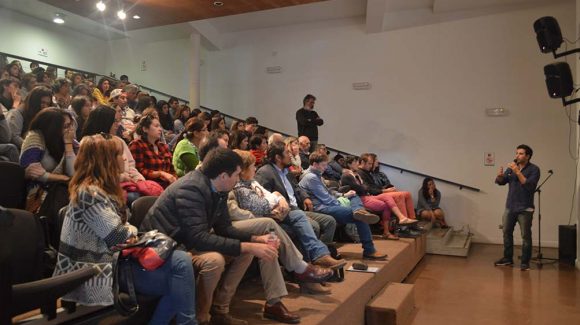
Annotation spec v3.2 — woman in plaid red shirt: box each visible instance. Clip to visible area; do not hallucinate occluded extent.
[129,115,177,188]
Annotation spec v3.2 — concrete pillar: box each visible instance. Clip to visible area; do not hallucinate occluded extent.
[189,32,201,109]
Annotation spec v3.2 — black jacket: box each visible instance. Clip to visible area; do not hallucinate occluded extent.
[296,108,323,141]
[356,169,384,196]
[255,163,309,210]
[140,170,252,256]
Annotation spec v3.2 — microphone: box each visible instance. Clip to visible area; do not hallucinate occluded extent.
[505,159,517,176]
[548,169,554,174]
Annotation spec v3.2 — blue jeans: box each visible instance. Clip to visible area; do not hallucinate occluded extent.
[318,204,376,255]
[348,196,365,211]
[130,250,197,325]
[502,209,533,264]
[280,209,330,262]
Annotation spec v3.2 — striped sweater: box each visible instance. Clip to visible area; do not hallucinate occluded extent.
[52,186,134,306]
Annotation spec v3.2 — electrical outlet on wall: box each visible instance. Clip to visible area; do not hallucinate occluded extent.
[38,48,48,57]
[141,60,147,71]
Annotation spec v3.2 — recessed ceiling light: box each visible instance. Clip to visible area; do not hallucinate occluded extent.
[117,10,127,20]
[53,13,65,24]
[213,1,224,6]
[132,15,141,20]
[96,1,106,12]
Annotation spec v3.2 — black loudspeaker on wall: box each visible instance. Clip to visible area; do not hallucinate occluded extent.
[558,225,577,265]
[533,16,563,53]
[544,62,574,98]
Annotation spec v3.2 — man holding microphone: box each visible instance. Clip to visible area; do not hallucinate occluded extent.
[494,144,540,271]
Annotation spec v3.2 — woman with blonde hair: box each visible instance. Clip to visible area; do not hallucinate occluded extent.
[53,134,196,324]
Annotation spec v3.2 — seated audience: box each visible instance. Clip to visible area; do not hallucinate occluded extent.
[342,156,416,239]
[52,78,71,109]
[69,95,92,140]
[233,149,342,266]
[230,120,245,132]
[7,85,52,148]
[70,72,84,88]
[197,111,211,129]
[93,77,111,105]
[284,136,303,179]
[299,152,387,260]
[417,177,448,228]
[72,83,91,98]
[168,97,180,118]
[314,144,340,182]
[129,115,176,188]
[20,108,76,246]
[256,142,337,246]
[229,130,249,150]
[329,153,345,177]
[20,73,37,99]
[210,116,226,131]
[173,104,191,134]
[52,133,196,324]
[229,149,339,295]
[245,116,259,135]
[0,78,21,112]
[6,61,21,81]
[267,133,284,146]
[297,136,311,170]
[82,105,145,204]
[0,108,18,162]
[249,134,267,167]
[135,95,155,116]
[141,148,327,324]
[173,118,208,177]
[124,84,139,110]
[367,153,417,220]
[156,100,175,135]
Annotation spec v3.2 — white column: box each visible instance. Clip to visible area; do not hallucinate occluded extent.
[189,32,201,109]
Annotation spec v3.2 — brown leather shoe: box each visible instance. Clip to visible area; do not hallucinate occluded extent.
[363,252,388,261]
[264,301,301,324]
[210,313,248,325]
[353,209,380,224]
[313,255,347,269]
[294,264,333,283]
[300,282,332,295]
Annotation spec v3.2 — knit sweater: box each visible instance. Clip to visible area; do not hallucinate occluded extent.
[53,186,135,306]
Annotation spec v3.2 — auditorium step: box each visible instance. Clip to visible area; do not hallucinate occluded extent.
[365,282,416,325]
[425,222,473,257]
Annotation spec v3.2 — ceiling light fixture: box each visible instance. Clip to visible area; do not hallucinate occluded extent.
[96,1,106,12]
[132,15,141,19]
[53,13,65,24]
[117,10,127,20]
[213,1,224,6]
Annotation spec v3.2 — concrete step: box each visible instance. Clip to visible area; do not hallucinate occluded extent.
[426,226,473,257]
[365,282,415,325]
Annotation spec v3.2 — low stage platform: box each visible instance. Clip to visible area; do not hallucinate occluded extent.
[231,233,426,325]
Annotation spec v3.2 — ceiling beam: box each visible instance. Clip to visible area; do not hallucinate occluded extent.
[189,21,225,51]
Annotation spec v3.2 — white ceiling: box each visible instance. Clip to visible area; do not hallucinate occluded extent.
[0,0,571,42]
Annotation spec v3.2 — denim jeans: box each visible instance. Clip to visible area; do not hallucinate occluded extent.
[280,209,330,262]
[318,204,376,255]
[502,209,533,264]
[130,250,197,325]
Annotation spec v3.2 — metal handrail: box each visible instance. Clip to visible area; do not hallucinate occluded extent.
[1,51,480,192]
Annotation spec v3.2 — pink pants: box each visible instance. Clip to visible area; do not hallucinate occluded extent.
[384,191,416,219]
[361,193,399,227]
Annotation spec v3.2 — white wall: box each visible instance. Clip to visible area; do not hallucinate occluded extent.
[105,37,192,100]
[201,2,577,247]
[0,9,107,74]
